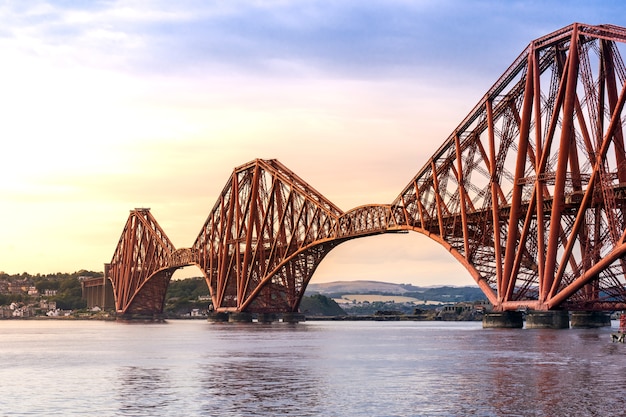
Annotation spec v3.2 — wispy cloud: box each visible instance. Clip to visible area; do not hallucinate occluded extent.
[0,0,543,79]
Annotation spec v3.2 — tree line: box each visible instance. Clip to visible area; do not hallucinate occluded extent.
[0,270,102,310]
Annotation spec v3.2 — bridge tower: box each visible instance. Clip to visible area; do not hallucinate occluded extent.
[391,23,626,315]
[107,208,179,318]
[192,159,346,313]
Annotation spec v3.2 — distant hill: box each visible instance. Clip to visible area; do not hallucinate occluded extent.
[306,280,415,295]
[306,280,486,303]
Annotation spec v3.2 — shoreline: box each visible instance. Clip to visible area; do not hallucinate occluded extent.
[0,314,479,322]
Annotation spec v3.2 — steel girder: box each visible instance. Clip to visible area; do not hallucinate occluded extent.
[391,23,626,311]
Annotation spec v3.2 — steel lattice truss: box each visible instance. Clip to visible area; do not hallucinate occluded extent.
[107,23,626,315]
[107,208,177,316]
[191,159,345,313]
[392,23,626,311]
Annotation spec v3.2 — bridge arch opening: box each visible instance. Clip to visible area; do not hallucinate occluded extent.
[164,265,212,315]
[172,264,207,281]
[311,232,474,287]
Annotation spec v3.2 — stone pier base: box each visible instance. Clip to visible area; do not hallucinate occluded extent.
[482,311,523,328]
[117,313,165,323]
[207,312,229,322]
[257,313,278,323]
[282,313,306,323]
[570,311,611,328]
[526,310,570,329]
[228,312,253,323]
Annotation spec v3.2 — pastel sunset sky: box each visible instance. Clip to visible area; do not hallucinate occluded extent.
[2,1,625,286]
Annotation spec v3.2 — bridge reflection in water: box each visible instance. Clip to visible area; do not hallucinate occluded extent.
[104,23,626,326]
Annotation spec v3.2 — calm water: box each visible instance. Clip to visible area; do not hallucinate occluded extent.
[0,319,624,416]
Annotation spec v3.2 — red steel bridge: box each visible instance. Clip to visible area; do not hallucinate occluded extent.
[106,23,626,318]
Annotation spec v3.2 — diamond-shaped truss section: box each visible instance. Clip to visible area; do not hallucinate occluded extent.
[107,208,176,315]
[193,159,345,312]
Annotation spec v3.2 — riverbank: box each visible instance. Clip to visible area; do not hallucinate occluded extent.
[305,314,481,321]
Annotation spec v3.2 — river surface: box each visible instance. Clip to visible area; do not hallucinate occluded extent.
[0,319,624,416]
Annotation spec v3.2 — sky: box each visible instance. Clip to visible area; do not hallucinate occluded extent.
[1,0,626,286]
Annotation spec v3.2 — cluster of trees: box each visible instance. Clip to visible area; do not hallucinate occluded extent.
[165,277,211,315]
[299,294,345,316]
[0,270,101,310]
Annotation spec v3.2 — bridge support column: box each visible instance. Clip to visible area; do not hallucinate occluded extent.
[482,311,523,328]
[525,310,570,329]
[116,314,166,322]
[570,311,611,328]
[229,312,253,323]
[282,313,306,323]
[207,312,229,322]
[257,313,278,323]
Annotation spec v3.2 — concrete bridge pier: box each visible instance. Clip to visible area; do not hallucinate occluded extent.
[257,313,278,323]
[281,313,306,323]
[482,311,524,328]
[228,312,254,323]
[207,312,229,322]
[525,310,570,329]
[116,313,166,322]
[570,311,611,328]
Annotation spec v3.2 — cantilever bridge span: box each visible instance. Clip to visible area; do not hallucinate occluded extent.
[107,23,626,317]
